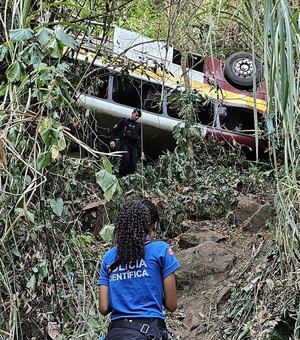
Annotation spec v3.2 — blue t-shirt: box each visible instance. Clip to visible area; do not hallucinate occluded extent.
[98,241,180,320]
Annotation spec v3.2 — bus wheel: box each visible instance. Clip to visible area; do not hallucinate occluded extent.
[224,52,262,89]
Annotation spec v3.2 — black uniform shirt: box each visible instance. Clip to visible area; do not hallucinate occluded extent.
[111,118,141,151]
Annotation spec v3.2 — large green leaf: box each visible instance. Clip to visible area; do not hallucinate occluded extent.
[56,128,66,150]
[37,259,48,280]
[48,198,64,217]
[9,28,34,41]
[20,44,45,65]
[12,247,22,258]
[102,155,113,174]
[99,224,115,244]
[38,125,66,151]
[95,170,122,201]
[38,117,52,132]
[0,44,9,62]
[6,61,26,82]
[35,27,54,45]
[57,63,69,72]
[56,29,76,49]
[32,62,48,70]
[47,38,63,58]
[37,151,52,169]
[26,274,36,290]
[40,128,56,146]
[0,83,8,96]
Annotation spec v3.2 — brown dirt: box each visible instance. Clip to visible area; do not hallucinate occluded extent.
[166,218,274,340]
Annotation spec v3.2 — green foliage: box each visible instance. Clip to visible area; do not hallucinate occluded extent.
[0,44,8,60]
[0,9,103,333]
[26,274,37,290]
[37,118,67,168]
[218,243,299,339]
[102,155,113,174]
[9,28,34,41]
[36,27,54,45]
[56,28,76,49]
[6,60,26,82]
[117,0,168,39]
[138,140,273,237]
[100,224,115,244]
[96,157,122,201]
[173,123,206,150]
[15,207,35,223]
[1,24,76,113]
[20,43,45,64]
[96,170,122,201]
[26,259,49,290]
[70,233,94,246]
[48,198,64,217]
[0,0,298,339]
[264,0,300,264]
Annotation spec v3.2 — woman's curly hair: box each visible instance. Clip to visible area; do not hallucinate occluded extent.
[140,199,159,225]
[114,200,151,263]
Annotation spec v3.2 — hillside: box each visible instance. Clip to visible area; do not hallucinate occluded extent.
[1,1,299,339]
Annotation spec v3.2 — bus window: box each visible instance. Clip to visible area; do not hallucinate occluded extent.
[165,88,181,119]
[172,48,181,66]
[141,82,163,114]
[172,48,204,72]
[165,88,212,122]
[111,75,164,114]
[223,107,265,133]
[188,53,204,72]
[83,68,110,99]
[196,102,214,126]
[112,75,141,108]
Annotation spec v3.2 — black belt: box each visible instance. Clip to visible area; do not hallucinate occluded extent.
[109,318,166,335]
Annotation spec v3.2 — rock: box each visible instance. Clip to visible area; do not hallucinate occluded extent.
[234,195,261,225]
[190,310,202,331]
[180,219,227,233]
[176,242,235,289]
[178,230,227,249]
[243,203,274,232]
[216,286,231,305]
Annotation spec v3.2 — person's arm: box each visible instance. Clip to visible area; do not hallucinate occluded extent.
[163,272,177,312]
[110,119,124,150]
[99,285,112,315]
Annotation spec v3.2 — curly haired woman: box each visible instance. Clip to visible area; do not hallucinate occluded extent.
[98,200,180,339]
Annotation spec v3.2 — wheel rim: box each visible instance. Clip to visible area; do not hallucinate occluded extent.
[232,58,254,79]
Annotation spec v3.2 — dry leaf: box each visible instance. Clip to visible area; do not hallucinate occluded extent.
[265,278,275,290]
[46,321,61,340]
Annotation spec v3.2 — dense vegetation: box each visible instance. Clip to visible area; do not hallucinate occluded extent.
[0,0,299,339]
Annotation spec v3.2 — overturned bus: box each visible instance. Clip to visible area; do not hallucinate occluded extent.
[71,25,268,157]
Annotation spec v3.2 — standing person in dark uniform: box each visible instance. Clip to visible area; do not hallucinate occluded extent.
[98,200,180,339]
[109,109,145,178]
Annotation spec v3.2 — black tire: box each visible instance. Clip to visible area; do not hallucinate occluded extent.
[224,52,262,89]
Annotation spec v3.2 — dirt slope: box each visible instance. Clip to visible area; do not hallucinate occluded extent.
[166,196,274,340]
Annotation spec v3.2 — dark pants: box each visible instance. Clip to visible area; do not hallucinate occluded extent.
[105,318,171,340]
[119,143,138,178]
[105,328,148,339]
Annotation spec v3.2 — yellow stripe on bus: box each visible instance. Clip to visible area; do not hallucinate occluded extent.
[77,49,267,112]
[134,66,267,112]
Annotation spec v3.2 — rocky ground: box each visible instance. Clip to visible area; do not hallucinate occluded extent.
[166,194,274,340]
